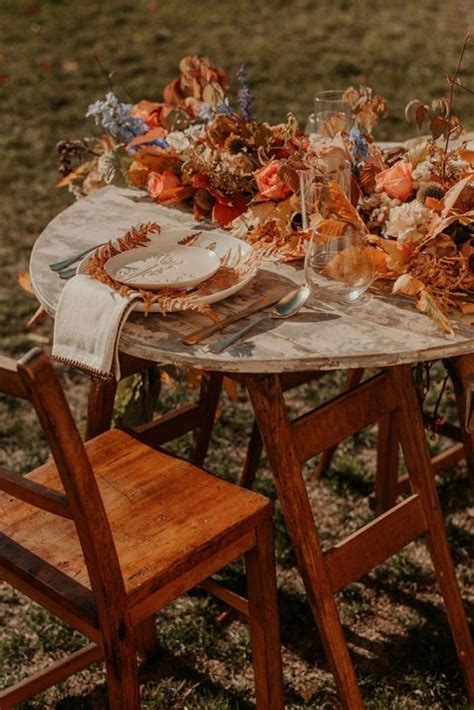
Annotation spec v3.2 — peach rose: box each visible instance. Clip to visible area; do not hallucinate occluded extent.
[375,160,414,201]
[254,160,291,200]
[147,171,192,204]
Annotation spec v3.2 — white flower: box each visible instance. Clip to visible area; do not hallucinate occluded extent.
[166,125,204,157]
[384,201,433,243]
[412,160,433,183]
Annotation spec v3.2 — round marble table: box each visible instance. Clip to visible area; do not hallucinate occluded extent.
[29,185,474,708]
[30,186,474,375]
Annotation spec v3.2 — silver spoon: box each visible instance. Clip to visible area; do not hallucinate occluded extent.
[208,285,310,353]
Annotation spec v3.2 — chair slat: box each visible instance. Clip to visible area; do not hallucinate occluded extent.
[0,644,102,707]
[0,465,72,519]
[0,533,98,637]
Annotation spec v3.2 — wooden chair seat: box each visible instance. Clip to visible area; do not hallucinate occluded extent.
[0,428,269,614]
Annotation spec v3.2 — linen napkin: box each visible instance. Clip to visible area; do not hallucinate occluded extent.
[52,274,141,380]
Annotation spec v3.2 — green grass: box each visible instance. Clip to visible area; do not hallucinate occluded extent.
[1,1,474,707]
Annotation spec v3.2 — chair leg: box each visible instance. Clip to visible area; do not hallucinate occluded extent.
[391,365,474,702]
[102,630,140,710]
[86,377,117,440]
[135,616,158,659]
[374,412,400,514]
[245,517,285,710]
[314,368,364,479]
[239,419,263,489]
[191,371,224,466]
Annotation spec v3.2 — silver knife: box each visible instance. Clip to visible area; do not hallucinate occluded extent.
[182,294,282,346]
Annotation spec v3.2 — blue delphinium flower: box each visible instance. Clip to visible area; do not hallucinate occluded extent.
[86,92,148,143]
[198,102,214,122]
[236,64,254,122]
[349,126,369,163]
[215,97,233,115]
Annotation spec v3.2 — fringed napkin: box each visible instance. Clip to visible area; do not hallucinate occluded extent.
[52,274,141,380]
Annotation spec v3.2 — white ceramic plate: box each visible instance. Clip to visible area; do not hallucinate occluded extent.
[77,227,257,312]
[104,244,220,290]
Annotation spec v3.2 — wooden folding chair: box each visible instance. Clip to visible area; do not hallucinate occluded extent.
[0,349,284,709]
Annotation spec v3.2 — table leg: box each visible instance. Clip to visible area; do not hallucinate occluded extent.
[374,412,399,514]
[445,355,474,491]
[314,368,364,479]
[246,374,364,710]
[391,365,474,700]
[191,371,223,467]
[85,377,117,440]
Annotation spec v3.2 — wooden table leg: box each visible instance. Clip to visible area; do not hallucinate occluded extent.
[239,420,263,489]
[390,364,474,701]
[315,368,364,479]
[445,354,474,492]
[246,374,364,710]
[374,412,399,514]
[191,371,223,466]
[85,377,118,440]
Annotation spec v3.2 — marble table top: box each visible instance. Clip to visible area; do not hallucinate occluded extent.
[30,186,474,374]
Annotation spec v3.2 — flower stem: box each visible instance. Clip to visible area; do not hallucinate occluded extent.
[442,33,471,182]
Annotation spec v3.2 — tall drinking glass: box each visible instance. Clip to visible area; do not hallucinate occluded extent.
[314,90,352,137]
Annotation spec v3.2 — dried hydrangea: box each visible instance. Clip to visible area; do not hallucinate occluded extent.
[166,125,205,158]
[412,160,434,184]
[384,201,434,243]
[360,192,400,232]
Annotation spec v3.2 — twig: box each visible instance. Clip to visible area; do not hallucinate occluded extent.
[453,78,474,97]
[93,55,136,103]
[442,33,471,182]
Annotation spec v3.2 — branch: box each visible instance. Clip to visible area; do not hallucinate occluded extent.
[442,33,471,181]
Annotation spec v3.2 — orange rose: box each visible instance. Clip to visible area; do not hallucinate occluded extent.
[254,160,291,200]
[375,160,414,201]
[147,171,192,204]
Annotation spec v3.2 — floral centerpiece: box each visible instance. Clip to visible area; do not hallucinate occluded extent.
[56,41,474,332]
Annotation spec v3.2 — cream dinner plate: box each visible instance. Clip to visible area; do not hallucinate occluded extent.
[77,227,257,312]
[104,244,220,291]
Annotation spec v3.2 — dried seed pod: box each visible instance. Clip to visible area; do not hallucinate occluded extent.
[417,181,445,202]
[194,188,216,212]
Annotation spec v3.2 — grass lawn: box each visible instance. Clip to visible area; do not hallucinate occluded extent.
[1,1,473,707]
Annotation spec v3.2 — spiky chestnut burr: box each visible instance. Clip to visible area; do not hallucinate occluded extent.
[416,181,445,202]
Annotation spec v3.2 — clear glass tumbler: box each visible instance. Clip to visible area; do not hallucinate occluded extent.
[304,223,375,304]
[314,90,352,136]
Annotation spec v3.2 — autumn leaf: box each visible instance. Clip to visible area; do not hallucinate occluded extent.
[18,270,33,294]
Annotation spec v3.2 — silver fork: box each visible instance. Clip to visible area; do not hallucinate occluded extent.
[49,243,105,272]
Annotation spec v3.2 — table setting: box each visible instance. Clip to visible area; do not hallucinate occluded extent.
[29,49,472,384]
[24,48,474,708]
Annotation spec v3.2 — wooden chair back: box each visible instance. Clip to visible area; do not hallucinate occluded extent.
[0,349,130,631]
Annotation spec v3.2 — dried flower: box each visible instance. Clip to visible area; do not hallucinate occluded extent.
[86,92,148,142]
[416,181,445,202]
[375,160,414,201]
[237,64,254,122]
[385,201,433,243]
[147,170,192,204]
[254,160,292,200]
